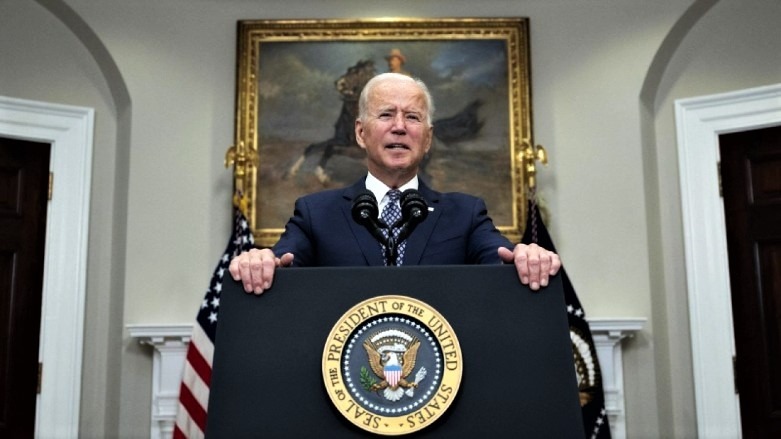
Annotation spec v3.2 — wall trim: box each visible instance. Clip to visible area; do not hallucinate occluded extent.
[674,83,781,438]
[0,95,94,438]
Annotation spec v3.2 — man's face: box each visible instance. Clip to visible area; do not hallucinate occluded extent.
[355,78,432,186]
[387,56,403,72]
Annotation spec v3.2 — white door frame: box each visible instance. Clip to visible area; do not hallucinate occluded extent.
[675,83,781,438]
[0,96,93,438]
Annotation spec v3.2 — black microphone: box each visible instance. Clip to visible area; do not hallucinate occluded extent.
[351,190,388,245]
[396,189,429,242]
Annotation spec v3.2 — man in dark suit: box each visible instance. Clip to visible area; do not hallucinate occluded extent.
[230,73,560,294]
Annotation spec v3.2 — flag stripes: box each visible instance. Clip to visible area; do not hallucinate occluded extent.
[182,353,210,410]
[185,343,212,388]
[189,323,214,368]
[176,384,207,435]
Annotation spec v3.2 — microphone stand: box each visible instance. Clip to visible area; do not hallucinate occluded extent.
[351,189,428,267]
[386,189,429,266]
[352,190,396,264]
[384,236,399,267]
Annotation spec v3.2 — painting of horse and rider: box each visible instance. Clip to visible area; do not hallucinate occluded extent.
[255,40,514,230]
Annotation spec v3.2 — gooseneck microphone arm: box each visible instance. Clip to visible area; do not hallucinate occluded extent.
[351,189,429,266]
[351,190,398,264]
[351,190,389,246]
[396,189,429,243]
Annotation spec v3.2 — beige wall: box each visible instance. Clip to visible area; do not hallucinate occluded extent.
[1,0,779,437]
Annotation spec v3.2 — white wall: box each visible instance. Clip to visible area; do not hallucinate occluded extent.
[650,1,781,435]
[0,0,779,437]
[0,1,125,435]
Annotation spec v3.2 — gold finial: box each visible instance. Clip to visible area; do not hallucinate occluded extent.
[233,190,250,217]
[225,141,258,210]
[521,140,548,190]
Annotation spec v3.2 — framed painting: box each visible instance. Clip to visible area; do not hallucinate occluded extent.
[229,18,536,247]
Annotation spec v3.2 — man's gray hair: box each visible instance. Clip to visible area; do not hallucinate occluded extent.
[357,72,435,126]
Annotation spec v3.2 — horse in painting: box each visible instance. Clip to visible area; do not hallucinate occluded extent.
[286,59,376,183]
[286,59,484,185]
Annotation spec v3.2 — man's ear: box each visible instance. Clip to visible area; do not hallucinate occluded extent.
[355,120,367,150]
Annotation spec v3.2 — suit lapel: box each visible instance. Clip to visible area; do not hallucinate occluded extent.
[339,177,442,266]
[402,181,441,265]
[340,178,386,266]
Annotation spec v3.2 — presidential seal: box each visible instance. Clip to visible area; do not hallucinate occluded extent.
[322,295,462,435]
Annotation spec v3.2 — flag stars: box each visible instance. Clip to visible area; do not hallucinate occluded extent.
[201,299,209,309]
[567,305,584,318]
[210,297,220,309]
[214,282,223,293]
[208,312,218,323]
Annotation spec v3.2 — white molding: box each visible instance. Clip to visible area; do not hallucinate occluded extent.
[129,320,643,439]
[0,96,94,438]
[587,318,646,336]
[128,324,194,344]
[128,324,193,439]
[588,318,646,439]
[675,83,781,438]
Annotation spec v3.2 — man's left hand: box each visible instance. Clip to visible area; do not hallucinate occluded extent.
[498,243,561,291]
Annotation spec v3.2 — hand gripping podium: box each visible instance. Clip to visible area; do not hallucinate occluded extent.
[207,265,584,438]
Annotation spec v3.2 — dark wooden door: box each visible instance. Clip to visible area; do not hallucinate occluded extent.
[0,137,50,438]
[720,125,781,438]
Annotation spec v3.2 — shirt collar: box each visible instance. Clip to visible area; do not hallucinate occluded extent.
[365,172,419,204]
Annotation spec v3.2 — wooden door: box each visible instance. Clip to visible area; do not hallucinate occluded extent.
[0,137,51,438]
[720,125,781,438]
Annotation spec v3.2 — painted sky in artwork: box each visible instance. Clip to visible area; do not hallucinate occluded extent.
[257,40,510,147]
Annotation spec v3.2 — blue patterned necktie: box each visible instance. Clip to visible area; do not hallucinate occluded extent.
[381,189,404,266]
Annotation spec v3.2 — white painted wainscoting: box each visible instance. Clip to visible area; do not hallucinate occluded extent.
[129,318,644,439]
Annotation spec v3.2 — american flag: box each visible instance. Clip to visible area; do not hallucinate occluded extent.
[174,210,255,438]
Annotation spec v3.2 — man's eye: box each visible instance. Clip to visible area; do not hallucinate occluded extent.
[406,114,421,122]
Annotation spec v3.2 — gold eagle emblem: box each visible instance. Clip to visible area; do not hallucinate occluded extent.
[363,330,426,401]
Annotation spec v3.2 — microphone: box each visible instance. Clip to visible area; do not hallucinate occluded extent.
[396,189,429,242]
[351,190,388,245]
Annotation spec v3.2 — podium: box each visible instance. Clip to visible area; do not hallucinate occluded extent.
[207,265,584,438]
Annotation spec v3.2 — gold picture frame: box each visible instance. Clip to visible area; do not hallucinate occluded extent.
[228,18,537,247]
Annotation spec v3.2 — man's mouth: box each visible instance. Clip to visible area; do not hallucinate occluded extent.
[386,143,409,150]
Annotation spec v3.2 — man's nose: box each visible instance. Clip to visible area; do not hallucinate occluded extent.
[391,113,407,133]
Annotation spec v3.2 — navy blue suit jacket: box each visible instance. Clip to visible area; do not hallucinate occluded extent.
[272,178,514,267]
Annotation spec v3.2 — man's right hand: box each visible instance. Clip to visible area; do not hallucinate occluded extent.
[228,248,294,295]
